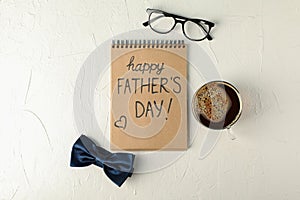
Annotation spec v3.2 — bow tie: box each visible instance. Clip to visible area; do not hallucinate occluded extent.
[70,135,135,187]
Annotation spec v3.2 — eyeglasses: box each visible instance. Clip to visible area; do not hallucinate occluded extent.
[143,8,215,41]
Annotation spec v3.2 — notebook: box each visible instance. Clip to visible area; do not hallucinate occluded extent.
[110,40,187,151]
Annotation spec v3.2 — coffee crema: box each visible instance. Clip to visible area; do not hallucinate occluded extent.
[192,81,242,129]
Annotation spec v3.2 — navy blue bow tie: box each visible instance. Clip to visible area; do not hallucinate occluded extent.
[70,135,135,187]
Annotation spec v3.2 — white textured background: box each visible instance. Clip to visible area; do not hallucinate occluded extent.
[1,0,300,199]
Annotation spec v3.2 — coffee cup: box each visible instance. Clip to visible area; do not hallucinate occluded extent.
[192,80,242,130]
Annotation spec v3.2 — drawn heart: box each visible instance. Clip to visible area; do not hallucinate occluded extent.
[114,115,127,130]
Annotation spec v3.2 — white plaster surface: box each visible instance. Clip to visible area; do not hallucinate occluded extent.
[1,0,300,199]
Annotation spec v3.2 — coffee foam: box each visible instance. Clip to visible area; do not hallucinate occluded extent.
[195,82,232,123]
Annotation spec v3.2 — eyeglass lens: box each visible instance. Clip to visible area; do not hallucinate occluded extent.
[149,12,175,33]
[183,21,208,40]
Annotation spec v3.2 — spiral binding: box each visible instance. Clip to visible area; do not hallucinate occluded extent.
[112,40,185,48]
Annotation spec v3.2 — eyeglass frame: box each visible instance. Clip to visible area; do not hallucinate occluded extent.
[143,8,215,41]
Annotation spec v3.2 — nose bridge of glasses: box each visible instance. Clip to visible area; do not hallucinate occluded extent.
[174,18,186,24]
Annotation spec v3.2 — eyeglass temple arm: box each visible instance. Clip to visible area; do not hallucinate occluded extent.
[200,25,213,40]
[143,21,149,26]
[142,15,165,27]
[205,32,213,41]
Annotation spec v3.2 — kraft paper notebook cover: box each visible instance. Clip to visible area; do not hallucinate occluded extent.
[110,40,187,151]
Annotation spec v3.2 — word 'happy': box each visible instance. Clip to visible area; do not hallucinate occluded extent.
[126,56,165,75]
